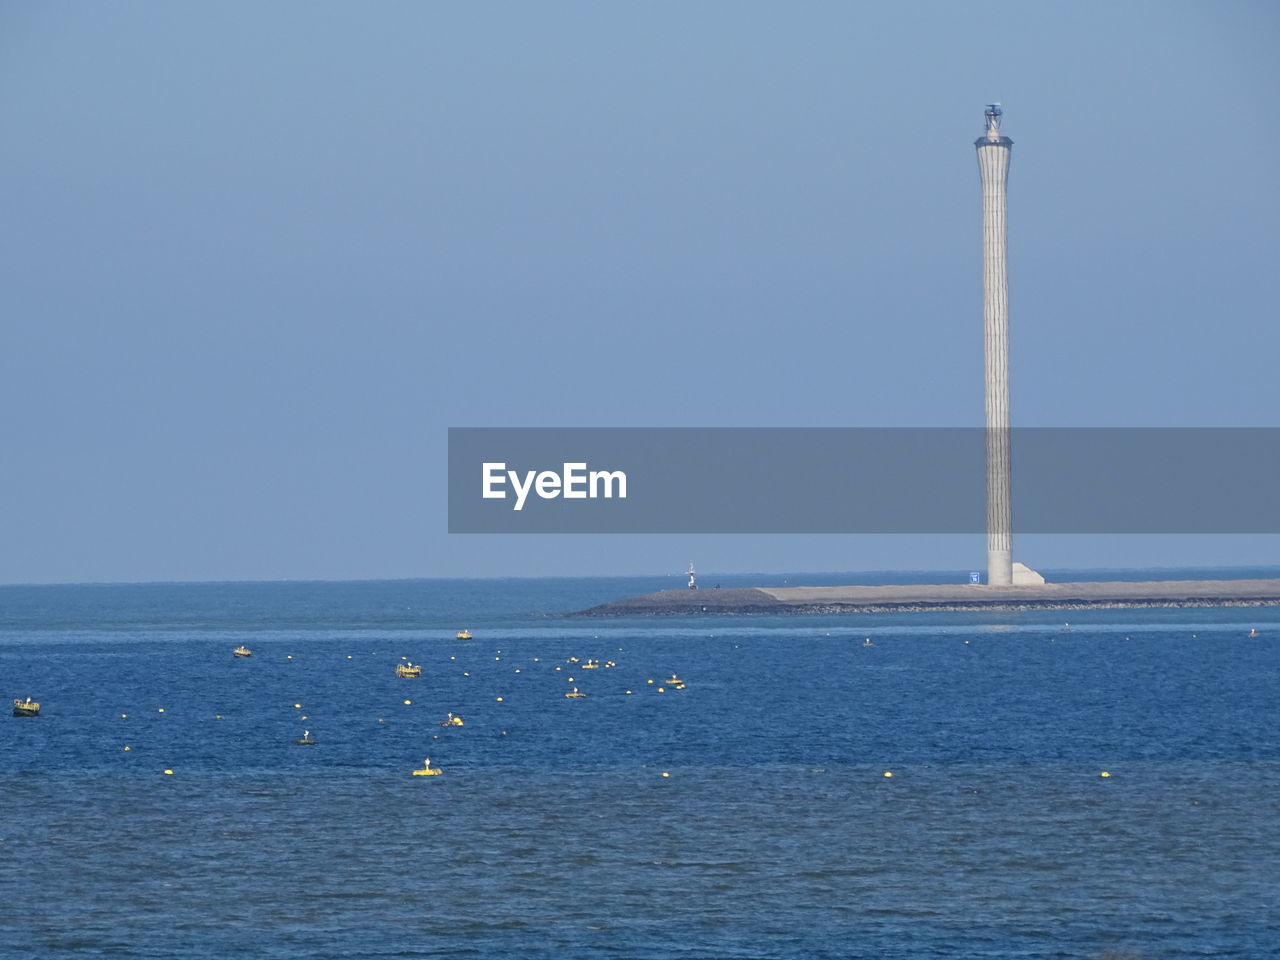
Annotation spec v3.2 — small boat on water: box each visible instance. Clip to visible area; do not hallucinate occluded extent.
[395,663,422,678]
[565,687,587,699]
[13,697,40,717]
[294,730,317,745]
[232,646,252,657]
[412,758,442,776]
[582,659,600,669]
[456,629,472,640]
[1248,628,1260,637]
[439,713,464,727]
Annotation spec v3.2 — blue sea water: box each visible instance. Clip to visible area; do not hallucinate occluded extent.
[2,569,1279,959]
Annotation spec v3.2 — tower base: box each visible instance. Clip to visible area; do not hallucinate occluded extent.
[987,549,1012,586]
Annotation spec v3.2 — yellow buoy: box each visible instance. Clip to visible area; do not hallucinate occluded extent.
[625,690,632,695]
[883,771,893,778]
[121,714,127,718]
[1100,771,1111,778]
[403,699,412,705]
[496,697,504,702]
[123,746,131,751]
[163,769,173,775]
[157,708,165,713]
[661,771,670,778]
[294,703,301,709]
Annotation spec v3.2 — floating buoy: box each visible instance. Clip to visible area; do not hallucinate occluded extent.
[661,772,670,778]
[403,699,412,705]
[120,714,127,718]
[883,771,893,778]
[163,769,173,775]
[123,746,131,751]
[412,758,442,776]
[294,703,301,709]
[625,690,632,695]
[496,697,503,702]
[1100,771,1111,778]
[157,708,165,713]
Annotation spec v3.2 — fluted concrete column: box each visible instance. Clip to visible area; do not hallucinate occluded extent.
[976,106,1013,586]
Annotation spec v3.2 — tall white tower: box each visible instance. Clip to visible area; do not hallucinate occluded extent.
[976,104,1013,586]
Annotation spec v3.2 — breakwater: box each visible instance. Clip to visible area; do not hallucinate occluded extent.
[580,578,1280,616]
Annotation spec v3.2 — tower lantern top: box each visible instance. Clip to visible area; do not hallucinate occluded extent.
[977,103,1012,147]
[984,104,1002,138]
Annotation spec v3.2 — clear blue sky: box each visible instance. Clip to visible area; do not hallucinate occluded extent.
[2,1,1276,583]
